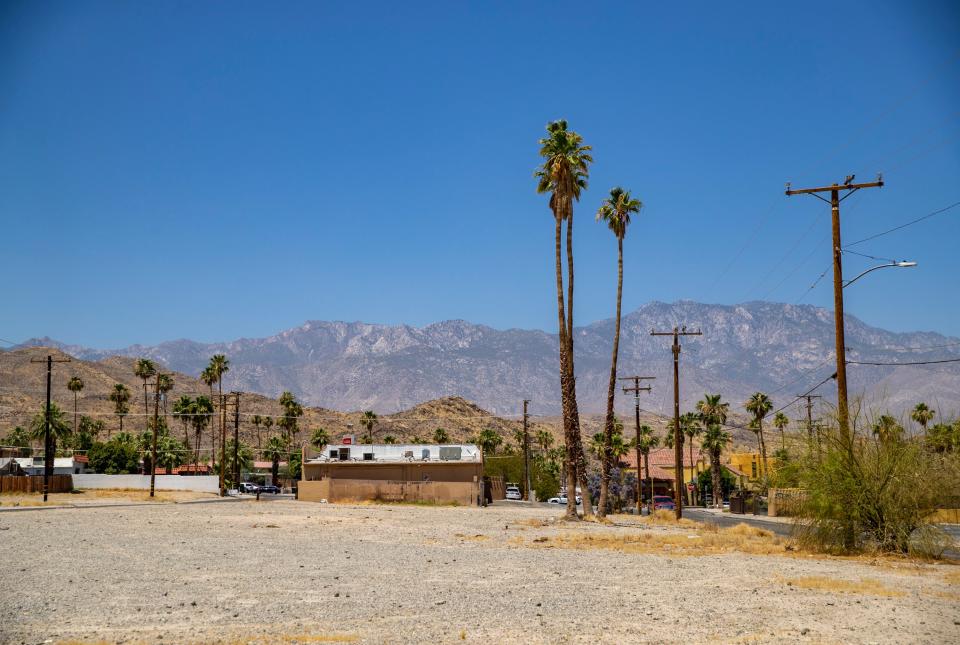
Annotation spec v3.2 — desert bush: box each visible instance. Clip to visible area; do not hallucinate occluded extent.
[791,420,960,557]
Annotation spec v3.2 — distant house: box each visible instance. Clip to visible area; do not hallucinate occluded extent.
[299,442,483,505]
[2,456,89,476]
[621,447,707,489]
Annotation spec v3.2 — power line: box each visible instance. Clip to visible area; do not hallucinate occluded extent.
[795,264,831,304]
[847,358,960,366]
[842,248,897,263]
[844,200,960,247]
[847,341,960,352]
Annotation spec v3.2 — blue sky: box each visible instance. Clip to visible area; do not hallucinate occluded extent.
[1,1,958,348]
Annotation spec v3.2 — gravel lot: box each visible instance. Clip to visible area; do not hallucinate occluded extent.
[1,500,958,644]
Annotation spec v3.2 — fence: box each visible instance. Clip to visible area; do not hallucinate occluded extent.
[71,474,219,492]
[0,475,73,493]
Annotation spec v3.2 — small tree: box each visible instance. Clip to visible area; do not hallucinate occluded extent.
[433,427,449,444]
[311,428,331,452]
[474,428,503,455]
[29,402,71,456]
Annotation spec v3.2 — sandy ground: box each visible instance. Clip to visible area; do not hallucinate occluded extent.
[0,490,219,507]
[0,500,958,644]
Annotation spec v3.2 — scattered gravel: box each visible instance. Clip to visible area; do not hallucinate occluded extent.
[0,500,957,643]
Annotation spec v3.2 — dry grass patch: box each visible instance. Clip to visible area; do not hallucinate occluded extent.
[943,569,960,585]
[779,575,905,597]
[1,489,218,506]
[519,522,787,556]
[218,634,359,644]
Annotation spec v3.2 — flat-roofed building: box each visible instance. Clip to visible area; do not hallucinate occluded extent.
[299,442,483,505]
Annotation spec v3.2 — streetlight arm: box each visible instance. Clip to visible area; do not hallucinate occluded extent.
[842,261,916,289]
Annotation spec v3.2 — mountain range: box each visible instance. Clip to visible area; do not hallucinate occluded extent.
[11,301,960,421]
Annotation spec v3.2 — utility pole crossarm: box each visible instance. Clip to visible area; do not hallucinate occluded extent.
[785,180,883,196]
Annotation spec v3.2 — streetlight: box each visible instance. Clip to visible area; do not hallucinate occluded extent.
[842,260,916,289]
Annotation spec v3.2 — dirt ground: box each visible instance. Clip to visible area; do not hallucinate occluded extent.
[0,500,957,644]
[0,489,219,507]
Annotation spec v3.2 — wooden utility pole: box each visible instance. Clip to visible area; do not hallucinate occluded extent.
[30,354,71,502]
[232,391,242,488]
[798,394,822,441]
[650,327,702,520]
[787,175,883,444]
[522,399,532,502]
[219,393,227,497]
[149,373,164,498]
[620,375,654,515]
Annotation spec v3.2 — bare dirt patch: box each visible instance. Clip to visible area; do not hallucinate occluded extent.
[0,501,957,644]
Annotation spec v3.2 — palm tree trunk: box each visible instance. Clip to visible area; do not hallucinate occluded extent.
[598,238,624,519]
[711,450,722,508]
[689,440,696,506]
[553,212,578,522]
[143,380,149,429]
[272,458,279,486]
[758,422,768,486]
[644,451,652,512]
[73,391,79,435]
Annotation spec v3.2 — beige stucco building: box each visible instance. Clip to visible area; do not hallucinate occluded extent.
[299,443,483,505]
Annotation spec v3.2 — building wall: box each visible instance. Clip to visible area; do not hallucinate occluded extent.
[72,474,219,492]
[299,478,478,505]
[303,461,482,484]
[727,452,776,480]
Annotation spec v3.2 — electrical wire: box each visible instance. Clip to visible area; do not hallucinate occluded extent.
[846,358,960,366]
[842,248,897,263]
[844,200,960,247]
[794,264,831,304]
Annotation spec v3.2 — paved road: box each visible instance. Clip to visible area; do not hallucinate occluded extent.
[684,508,794,538]
[685,508,960,559]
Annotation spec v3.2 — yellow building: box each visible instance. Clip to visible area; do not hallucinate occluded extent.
[727,451,776,481]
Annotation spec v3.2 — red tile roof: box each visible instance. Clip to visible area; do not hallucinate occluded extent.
[621,447,701,470]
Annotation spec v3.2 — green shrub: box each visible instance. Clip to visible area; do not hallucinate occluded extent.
[792,423,960,557]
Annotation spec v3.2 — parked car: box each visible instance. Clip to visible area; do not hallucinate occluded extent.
[238,482,260,494]
[258,484,281,494]
[652,495,676,511]
[546,495,582,505]
[505,486,522,500]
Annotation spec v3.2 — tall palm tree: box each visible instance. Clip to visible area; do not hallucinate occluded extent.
[636,425,658,511]
[696,394,730,426]
[66,376,84,434]
[433,427,450,444]
[773,412,789,451]
[595,186,642,517]
[744,392,772,481]
[311,427,330,452]
[108,383,131,436]
[263,435,288,487]
[172,395,194,449]
[262,416,274,451]
[134,358,157,427]
[29,402,71,457]
[251,415,264,449]
[206,354,230,464]
[359,410,378,444]
[157,373,174,422]
[536,119,593,520]
[474,428,503,456]
[680,412,702,503]
[190,395,214,466]
[277,391,304,442]
[200,366,217,398]
[701,423,732,508]
[536,429,554,453]
[910,402,935,435]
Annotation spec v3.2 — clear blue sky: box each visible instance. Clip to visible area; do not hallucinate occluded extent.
[2,1,958,348]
